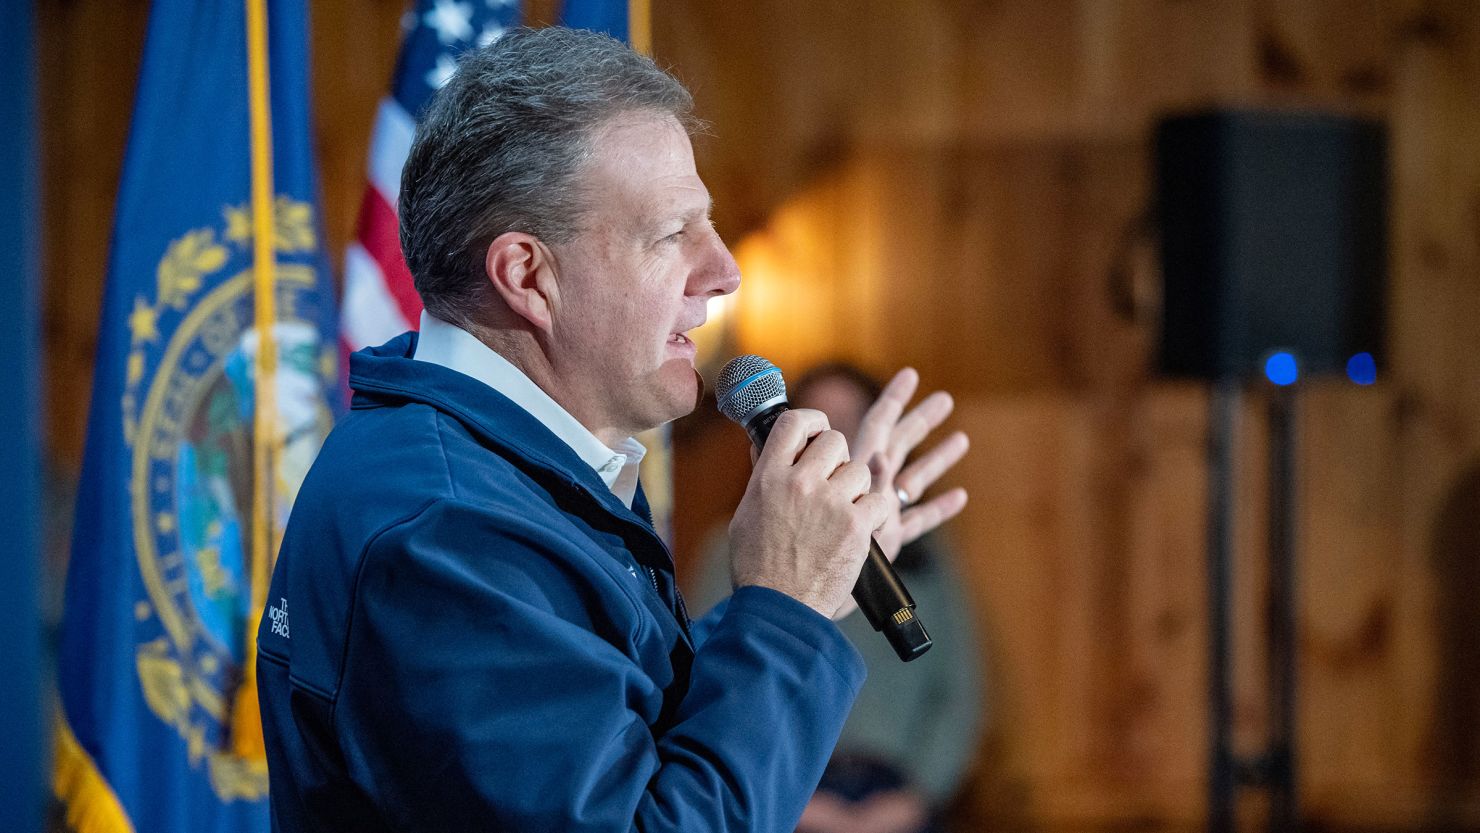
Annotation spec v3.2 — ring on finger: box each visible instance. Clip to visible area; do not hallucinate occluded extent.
[896,486,912,507]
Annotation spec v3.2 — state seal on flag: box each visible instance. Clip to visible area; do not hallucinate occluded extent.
[122,198,335,800]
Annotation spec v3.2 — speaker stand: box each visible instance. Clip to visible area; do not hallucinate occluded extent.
[1207,380,1300,833]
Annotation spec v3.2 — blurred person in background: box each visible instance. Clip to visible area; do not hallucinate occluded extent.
[693,361,986,833]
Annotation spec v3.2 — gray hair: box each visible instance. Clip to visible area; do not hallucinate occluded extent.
[399,26,701,329]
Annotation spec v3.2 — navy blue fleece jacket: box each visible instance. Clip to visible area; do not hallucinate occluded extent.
[257,334,865,832]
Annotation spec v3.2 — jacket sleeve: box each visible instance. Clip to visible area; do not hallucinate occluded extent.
[331,499,865,833]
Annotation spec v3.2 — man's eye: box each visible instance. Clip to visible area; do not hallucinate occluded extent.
[662,229,685,243]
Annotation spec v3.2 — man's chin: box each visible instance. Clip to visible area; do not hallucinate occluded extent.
[690,366,705,412]
[648,362,703,425]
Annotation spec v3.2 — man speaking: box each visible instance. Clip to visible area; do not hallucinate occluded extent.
[257,26,969,832]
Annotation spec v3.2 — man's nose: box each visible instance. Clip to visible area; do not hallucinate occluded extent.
[692,230,741,298]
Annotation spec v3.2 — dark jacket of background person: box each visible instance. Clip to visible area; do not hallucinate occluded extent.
[256,334,867,832]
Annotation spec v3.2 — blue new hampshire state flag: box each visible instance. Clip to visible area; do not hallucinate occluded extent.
[54,0,337,830]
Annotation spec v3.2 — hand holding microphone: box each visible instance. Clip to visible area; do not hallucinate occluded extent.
[717,356,970,662]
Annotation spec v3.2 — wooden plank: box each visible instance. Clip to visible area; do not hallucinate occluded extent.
[38,0,150,467]
[1386,3,1480,822]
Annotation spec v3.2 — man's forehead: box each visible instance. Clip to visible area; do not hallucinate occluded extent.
[586,114,710,215]
[593,110,688,146]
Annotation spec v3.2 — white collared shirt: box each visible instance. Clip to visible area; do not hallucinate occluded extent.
[412,311,646,508]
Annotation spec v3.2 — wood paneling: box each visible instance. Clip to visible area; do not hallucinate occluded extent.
[663,1,1480,830]
[37,0,150,464]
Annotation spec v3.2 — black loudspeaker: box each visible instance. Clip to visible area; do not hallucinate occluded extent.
[1155,110,1388,380]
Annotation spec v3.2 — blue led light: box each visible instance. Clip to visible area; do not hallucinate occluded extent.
[1265,352,1298,386]
[1346,352,1377,385]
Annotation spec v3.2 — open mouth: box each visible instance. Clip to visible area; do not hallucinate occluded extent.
[667,331,698,359]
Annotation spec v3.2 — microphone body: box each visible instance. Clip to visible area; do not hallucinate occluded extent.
[718,359,932,662]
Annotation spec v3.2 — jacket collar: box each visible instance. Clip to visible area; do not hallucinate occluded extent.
[352,334,686,643]
[349,333,647,522]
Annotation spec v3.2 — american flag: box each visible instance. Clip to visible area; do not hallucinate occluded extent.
[340,0,520,353]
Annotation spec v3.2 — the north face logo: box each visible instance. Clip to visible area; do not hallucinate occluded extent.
[267,597,290,639]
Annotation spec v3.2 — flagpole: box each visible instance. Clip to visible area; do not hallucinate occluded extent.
[236,0,278,760]
[628,0,650,54]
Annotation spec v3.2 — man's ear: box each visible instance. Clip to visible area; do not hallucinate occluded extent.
[484,231,557,333]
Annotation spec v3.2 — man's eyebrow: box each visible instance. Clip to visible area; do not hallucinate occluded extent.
[640,194,712,234]
[662,199,711,228]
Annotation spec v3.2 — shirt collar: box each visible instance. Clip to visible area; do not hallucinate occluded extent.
[412,311,646,507]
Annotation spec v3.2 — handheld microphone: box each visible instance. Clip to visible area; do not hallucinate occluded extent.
[716,355,932,662]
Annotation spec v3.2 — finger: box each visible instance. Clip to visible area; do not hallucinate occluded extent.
[853,491,893,536]
[795,429,851,481]
[886,391,955,469]
[898,488,968,545]
[865,450,890,495]
[852,368,918,460]
[894,431,969,502]
[756,408,830,470]
[827,459,873,500]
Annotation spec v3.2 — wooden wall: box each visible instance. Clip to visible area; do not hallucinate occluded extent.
[38,1,1480,830]
[661,2,1480,830]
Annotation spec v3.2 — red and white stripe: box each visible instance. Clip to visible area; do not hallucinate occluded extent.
[341,98,421,355]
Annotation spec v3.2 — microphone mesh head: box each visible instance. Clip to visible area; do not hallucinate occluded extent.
[716,355,787,425]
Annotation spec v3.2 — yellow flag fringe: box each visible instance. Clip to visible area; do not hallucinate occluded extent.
[52,717,138,833]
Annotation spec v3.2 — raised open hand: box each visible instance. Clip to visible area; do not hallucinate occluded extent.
[848,368,970,560]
